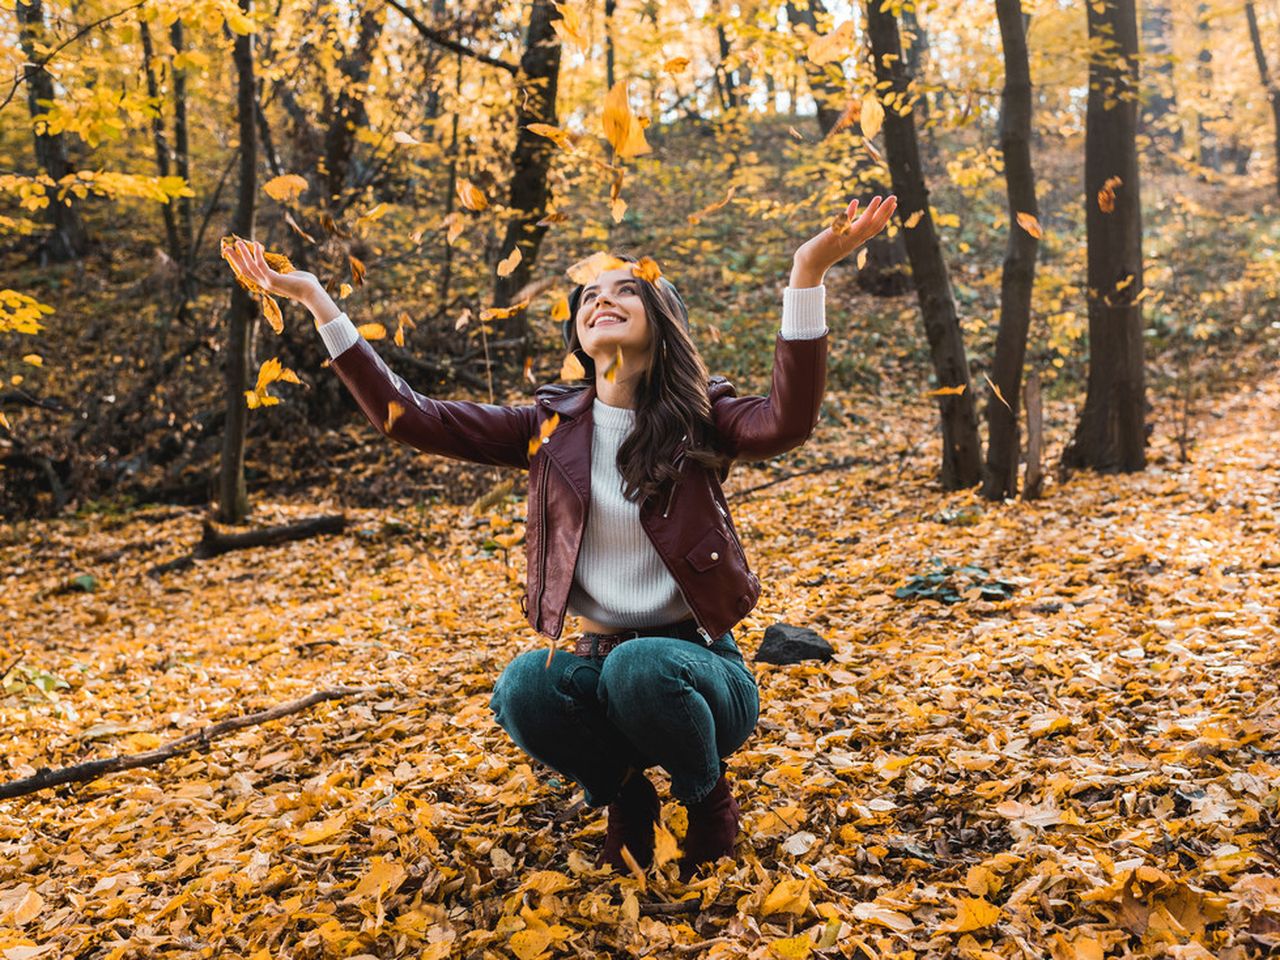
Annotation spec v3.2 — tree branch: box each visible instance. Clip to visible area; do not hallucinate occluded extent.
[384,0,519,74]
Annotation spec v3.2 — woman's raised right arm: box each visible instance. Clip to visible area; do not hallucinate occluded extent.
[224,239,536,469]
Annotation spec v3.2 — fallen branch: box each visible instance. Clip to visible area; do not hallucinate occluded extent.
[0,686,375,799]
[148,514,347,577]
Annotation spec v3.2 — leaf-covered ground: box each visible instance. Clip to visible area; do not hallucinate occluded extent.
[1,362,1278,960]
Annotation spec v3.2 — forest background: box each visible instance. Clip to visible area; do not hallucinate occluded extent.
[1,0,1278,957]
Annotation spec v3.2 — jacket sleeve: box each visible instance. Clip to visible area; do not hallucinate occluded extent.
[713,287,828,461]
[323,315,535,469]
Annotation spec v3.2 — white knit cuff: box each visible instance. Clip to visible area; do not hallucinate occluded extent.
[317,312,360,357]
[781,284,828,340]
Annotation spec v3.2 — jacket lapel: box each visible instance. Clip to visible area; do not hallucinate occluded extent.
[542,383,595,506]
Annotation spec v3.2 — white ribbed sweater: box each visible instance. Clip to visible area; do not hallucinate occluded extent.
[318,284,828,628]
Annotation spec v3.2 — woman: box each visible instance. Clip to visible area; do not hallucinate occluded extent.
[223,192,897,881]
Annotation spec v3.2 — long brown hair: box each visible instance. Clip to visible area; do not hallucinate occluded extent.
[565,253,729,505]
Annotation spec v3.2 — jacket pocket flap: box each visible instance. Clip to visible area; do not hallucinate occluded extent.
[686,527,728,573]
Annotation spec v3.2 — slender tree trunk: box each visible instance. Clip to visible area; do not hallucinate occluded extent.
[16,0,89,262]
[324,6,385,205]
[218,0,258,524]
[900,2,932,139]
[139,20,182,265]
[171,21,195,266]
[866,0,980,490]
[492,0,563,339]
[1140,0,1180,150]
[1062,0,1146,474]
[982,0,1041,501]
[1195,4,1218,172]
[1244,0,1280,196]
[605,0,617,91]
[783,0,843,134]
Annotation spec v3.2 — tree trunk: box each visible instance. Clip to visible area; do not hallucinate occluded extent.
[982,0,1041,502]
[1140,0,1180,150]
[139,20,182,266]
[492,0,564,338]
[171,20,195,266]
[16,0,89,262]
[324,6,385,205]
[1244,0,1280,196]
[783,0,843,134]
[1195,4,1218,172]
[218,0,258,524]
[605,0,617,91]
[866,0,981,490]
[1062,0,1146,474]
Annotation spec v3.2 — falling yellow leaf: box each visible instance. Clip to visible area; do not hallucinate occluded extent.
[21,353,42,367]
[384,401,404,432]
[261,295,283,334]
[1016,211,1042,238]
[479,299,531,322]
[788,126,807,141]
[610,197,628,223]
[687,185,737,226]
[984,373,1011,412]
[394,312,414,346]
[602,81,651,158]
[527,123,573,149]
[263,173,308,202]
[925,383,967,397]
[444,211,466,245]
[663,57,690,74]
[284,211,316,243]
[497,247,523,278]
[524,412,560,460]
[348,255,366,287]
[904,210,925,228]
[338,283,353,300]
[860,91,885,140]
[455,308,472,331]
[357,323,386,340]
[560,353,587,381]
[631,257,662,283]
[0,411,10,430]
[938,897,1002,933]
[567,252,628,286]
[392,131,420,145]
[245,356,301,409]
[856,248,869,270]
[550,1,589,52]
[356,202,388,226]
[551,294,570,323]
[1098,176,1121,213]
[807,20,855,65]
[602,344,623,383]
[1115,273,1134,291]
[457,178,488,212]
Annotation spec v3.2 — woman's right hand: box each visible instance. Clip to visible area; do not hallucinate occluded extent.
[225,238,322,303]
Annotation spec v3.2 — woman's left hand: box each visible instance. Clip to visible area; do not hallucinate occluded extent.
[792,194,898,283]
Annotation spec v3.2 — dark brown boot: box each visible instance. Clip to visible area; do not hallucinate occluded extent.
[677,770,740,882]
[596,770,661,872]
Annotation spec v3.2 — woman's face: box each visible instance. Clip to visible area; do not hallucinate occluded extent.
[574,267,654,373]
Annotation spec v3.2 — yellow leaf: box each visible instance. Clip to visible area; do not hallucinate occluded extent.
[21,353,42,367]
[602,345,623,383]
[561,353,586,381]
[338,283,353,299]
[904,210,925,228]
[984,373,1011,412]
[768,935,814,960]
[296,814,347,845]
[522,870,574,895]
[498,247,523,278]
[851,902,915,932]
[550,1,589,52]
[761,877,811,917]
[352,858,407,900]
[860,91,885,140]
[807,20,855,65]
[602,81,651,158]
[348,255,366,287]
[528,412,560,458]
[566,252,628,285]
[924,383,966,397]
[384,401,404,432]
[12,887,43,925]
[630,257,662,283]
[610,197,628,223]
[457,178,488,212]
[455,308,472,331]
[856,248,869,270]
[358,323,386,340]
[444,211,466,245]
[938,897,1002,933]
[664,57,690,74]
[687,185,737,225]
[1016,211,1042,238]
[263,173,307,202]
[356,202,388,225]
[0,411,10,430]
[261,295,283,334]
[527,122,573,149]
[551,294,570,323]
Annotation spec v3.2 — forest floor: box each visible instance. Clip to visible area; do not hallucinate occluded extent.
[1,338,1277,959]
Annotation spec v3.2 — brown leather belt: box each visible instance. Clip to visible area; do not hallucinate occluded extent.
[574,617,710,658]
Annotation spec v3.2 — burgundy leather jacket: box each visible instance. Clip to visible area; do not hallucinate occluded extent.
[330,332,827,643]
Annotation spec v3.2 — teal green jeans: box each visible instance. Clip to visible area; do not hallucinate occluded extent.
[488,630,759,807]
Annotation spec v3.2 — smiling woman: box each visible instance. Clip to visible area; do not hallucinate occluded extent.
[220,193,898,883]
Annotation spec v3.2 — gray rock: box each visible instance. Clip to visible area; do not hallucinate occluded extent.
[754,623,834,665]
